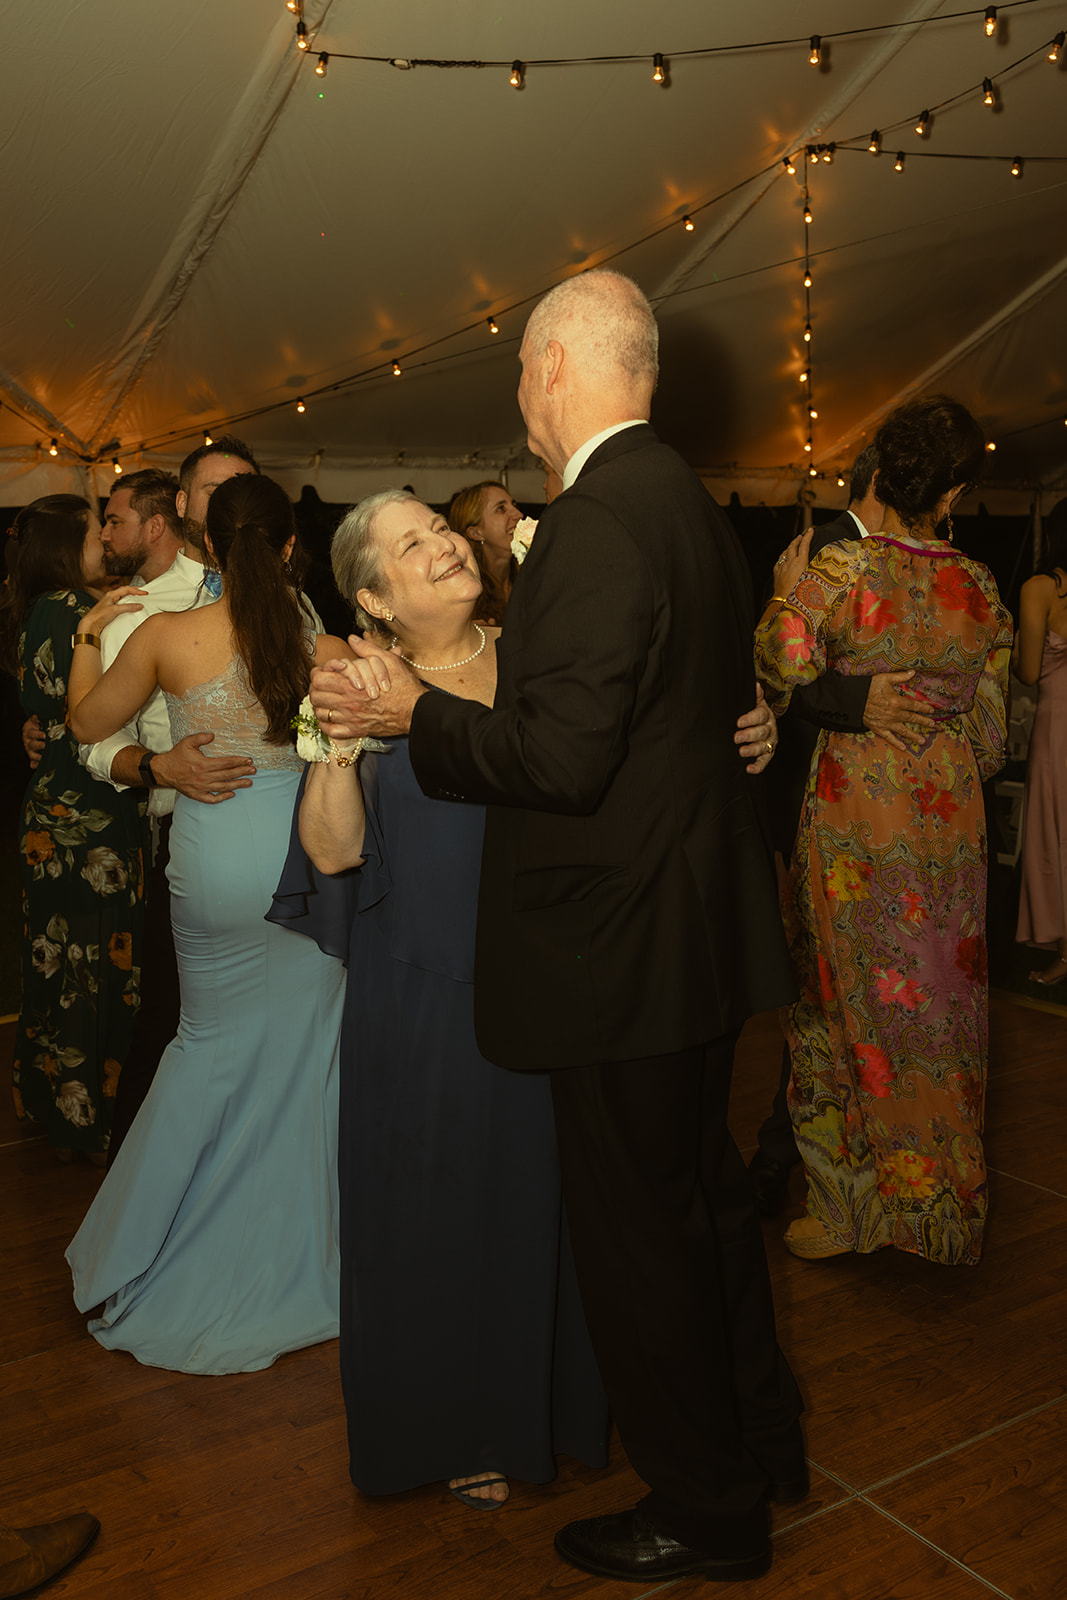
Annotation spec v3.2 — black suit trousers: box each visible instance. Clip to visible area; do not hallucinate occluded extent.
[549,1034,804,1540]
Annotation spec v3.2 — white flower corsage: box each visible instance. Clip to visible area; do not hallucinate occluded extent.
[291,695,389,765]
[511,516,538,566]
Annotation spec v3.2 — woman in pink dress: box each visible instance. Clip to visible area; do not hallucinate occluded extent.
[1015,511,1067,986]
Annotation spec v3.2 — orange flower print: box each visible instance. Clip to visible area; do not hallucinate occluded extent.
[932,565,991,622]
[816,751,849,803]
[24,831,54,865]
[824,854,870,903]
[857,589,897,632]
[873,965,927,1010]
[49,803,70,817]
[878,1148,939,1200]
[915,781,958,823]
[108,931,133,970]
[779,613,812,667]
[854,1043,893,1098]
[897,889,927,927]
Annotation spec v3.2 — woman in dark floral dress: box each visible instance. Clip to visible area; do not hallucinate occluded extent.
[0,496,147,1161]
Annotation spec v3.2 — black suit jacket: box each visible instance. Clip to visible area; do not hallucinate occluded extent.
[768,512,869,858]
[409,424,795,1072]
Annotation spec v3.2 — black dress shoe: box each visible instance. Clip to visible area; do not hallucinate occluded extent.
[554,1505,771,1583]
[748,1155,795,1218]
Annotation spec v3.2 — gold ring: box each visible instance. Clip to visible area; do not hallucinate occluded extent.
[327,709,333,723]
[764,739,774,756]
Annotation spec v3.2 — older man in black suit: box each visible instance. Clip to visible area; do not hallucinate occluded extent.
[312,268,804,1583]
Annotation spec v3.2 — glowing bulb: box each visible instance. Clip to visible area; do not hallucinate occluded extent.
[986,440,996,451]
[487,317,499,335]
[868,130,881,154]
[822,143,834,164]
[49,438,58,456]
[296,398,306,413]
[915,110,929,136]
[203,431,214,446]
[1050,32,1065,62]
[315,52,328,76]
[895,152,905,172]
[296,20,309,49]
[982,78,995,106]
[1010,157,1022,178]
[809,148,820,165]
[803,204,812,225]
[803,268,812,288]
[112,458,122,475]
[286,0,300,12]
[809,465,818,477]
[509,60,524,88]
[652,53,665,84]
[809,407,818,420]
[837,474,846,488]
[809,35,821,66]
[682,215,695,232]
[804,441,813,452]
[985,6,997,37]
[799,370,809,384]
[784,156,796,175]
[391,362,402,377]
[803,323,812,343]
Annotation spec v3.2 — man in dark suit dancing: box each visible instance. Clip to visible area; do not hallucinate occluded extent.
[312,269,804,1582]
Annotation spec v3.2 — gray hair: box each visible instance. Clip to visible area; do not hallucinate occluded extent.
[331,488,421,635]
[523,269,659,390]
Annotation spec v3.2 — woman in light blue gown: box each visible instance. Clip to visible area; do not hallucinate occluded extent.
[65,475,351,1374]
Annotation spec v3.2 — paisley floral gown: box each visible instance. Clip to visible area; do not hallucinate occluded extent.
[755,536,1012,1265]
[14,590,147,1154]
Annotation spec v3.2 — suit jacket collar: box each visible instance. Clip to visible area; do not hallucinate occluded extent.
[574,422,659,484]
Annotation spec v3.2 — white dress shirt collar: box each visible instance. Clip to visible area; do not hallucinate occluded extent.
[562,420,648,492]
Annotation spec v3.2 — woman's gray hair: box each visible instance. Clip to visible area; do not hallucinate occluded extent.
[331,488,421,634]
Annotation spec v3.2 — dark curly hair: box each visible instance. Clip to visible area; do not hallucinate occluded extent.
[872,395,986,532]
[205,474,312,745]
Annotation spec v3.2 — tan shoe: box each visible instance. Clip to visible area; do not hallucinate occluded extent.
[0,1513,100,1597]
[783,1215,852,1259]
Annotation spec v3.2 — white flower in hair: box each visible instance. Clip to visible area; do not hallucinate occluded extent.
[511,516,538,566]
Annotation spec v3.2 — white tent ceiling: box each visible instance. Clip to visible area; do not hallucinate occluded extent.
[2,0,1066,516]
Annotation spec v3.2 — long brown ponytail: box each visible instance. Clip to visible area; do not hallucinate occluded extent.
[205,475,311,745]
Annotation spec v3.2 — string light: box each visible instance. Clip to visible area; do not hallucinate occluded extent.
[652,53,665,84]
[868,130,881,154]
[1049,32,1064,61]
[1010,157,1022,177]
[986,441,997,452]
[112,458,122,475]
[315,52,329,76]
[509,60,524,88]
[204,430,214,445]
[682,214,695,232]
[808,147,820,165]
[803,322,812,343]
[296,398,306,412]
[985,6,997,38]
[809,407,818,420]
[800,370,809,384]
[837,474,846,488]
[895,151,905,172]
[808,35,821,66]
[821,143,834,164]
[982,77,995,105]
[783,155,796,175]
[803,202,812,224]
[487,317,499,334]
[915,109,929,137]
[49,439,58,456]
[809,465,818,477]
[296,21,309,50]
[391,361,402,377]
[803,267,812,288]
[804,440,813,452]
[285,0,301,12]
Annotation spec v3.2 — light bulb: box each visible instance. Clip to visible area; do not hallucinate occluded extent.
[809,465,818,477]
[1050,32,1065,62]
[809,35,821,66]
[982,78,995,106]
[804,441,813,452]
[915,110,929,136]
[822,143,834,164]
[784,155,796,175]
[112,458,122,474]
[985,6,997,37]
[809,148,820,165]
[868,130,881,154]
[803,268,812,288]
[49,438,58,456]
[286,0,300,12]
[986,441,996,452]
[296,398,306,413]
[487,317,499,335]
[682,215,694,232]
[1010,157,1022,178]
[315,52,328,76]
[809,407,818,420]
[895,152,905,172]
[837,475,846,488]
[204,431,214,446]
[509,60,524,88]
[296,20,309,49]
[391,362,402,377]
[652,53,665,84]
[799,370,809,384]
[803,323,812,343]
[803,204,812,224]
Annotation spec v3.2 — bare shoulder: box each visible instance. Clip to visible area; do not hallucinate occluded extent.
[314,632,356,664]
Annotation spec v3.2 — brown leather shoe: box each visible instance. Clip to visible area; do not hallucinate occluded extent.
[0,1513,100,1597]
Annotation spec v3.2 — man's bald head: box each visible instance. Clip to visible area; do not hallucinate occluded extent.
[522,269,659,396]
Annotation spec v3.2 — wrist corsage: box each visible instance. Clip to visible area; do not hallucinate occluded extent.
[510,516,538,566]
[291,695,389,765]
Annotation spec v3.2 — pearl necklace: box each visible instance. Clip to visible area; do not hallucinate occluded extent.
[397,623,487,673]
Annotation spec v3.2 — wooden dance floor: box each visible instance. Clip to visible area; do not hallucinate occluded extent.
[2,995,1065,1599]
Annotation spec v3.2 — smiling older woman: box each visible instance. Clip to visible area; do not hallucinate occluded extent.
[271,488,610,1510]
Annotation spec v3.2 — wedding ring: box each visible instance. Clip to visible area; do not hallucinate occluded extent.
[764,739,774,756]
[327,709,333,723]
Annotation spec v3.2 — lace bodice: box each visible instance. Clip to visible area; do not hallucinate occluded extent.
[164,653,304,772]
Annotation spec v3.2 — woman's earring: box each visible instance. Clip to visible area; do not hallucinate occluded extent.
[381,609,394,622]
[945,511,955,542]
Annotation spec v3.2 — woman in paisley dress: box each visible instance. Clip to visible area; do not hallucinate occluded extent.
[754,396,1012,1267]
[64,475,352,1373]
[0,496,147,1163]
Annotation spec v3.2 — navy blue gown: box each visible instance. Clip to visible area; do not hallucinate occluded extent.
[271,729,609,1494]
